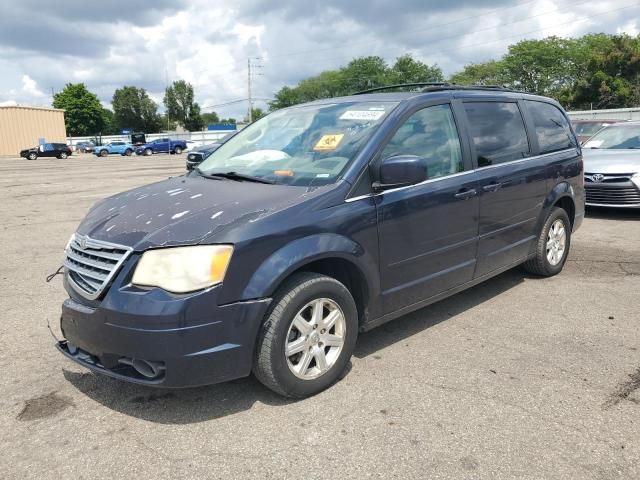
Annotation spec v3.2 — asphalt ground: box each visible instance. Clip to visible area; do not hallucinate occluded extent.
[0,153,639,479]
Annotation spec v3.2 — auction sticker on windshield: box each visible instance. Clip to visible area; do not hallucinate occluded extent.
[314,134,345,151]
[340,110,386,121]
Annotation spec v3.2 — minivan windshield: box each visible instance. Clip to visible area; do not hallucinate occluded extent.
[583,124,640,149]
[196,101,398,186]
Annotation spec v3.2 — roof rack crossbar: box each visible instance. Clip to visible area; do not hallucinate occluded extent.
[353,83,520,95]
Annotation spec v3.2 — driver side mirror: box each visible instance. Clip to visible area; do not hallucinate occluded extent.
[372,155,428,192]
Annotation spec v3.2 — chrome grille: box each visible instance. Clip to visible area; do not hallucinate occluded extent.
[64,234,132,300]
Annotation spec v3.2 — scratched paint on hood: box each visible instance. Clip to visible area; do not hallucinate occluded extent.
[76,174,334,250]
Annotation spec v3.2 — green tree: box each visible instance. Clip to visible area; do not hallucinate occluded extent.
[112,86,162,133]
[269,54,442,110]
[100,108,118,135]
[500,37,582,98]
[163,80,204,131]
[200,111,220,126]
[449,60,507,86]
[387,55,444,84]
[245,107,266,123]
[52,83,105,136]
[569,34,640,109]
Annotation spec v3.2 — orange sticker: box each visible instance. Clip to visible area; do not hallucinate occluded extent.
[274,170,294,177]
[314,134,344,151]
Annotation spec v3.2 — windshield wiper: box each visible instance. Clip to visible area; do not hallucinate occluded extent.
[203,171,274,184]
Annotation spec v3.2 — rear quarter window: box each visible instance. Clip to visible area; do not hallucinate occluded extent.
[463,101,530,167]
[526,101,576,154]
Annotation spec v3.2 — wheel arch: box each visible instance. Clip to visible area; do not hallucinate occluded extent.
[240,234,378,325]
[537,181,576,234]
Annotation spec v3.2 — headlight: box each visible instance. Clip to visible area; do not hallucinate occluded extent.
[132,245,233,293]
[632,173,640,188]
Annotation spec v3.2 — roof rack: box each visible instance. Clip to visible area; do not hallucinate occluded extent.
[353,82,520,95]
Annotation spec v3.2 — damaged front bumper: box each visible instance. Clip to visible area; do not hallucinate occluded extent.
[57,275,272,388]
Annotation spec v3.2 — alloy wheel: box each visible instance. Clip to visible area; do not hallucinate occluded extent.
[546,219,567,266]
[285,298,346,380]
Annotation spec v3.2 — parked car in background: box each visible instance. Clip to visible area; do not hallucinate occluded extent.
[74,141,95,153]
[582,122,640,208]
[186,143,222,170]
[57,85,584,398]
[20,143,72,160]
[135,138,188,156]
[572,119,622,144]
[94,141,135,157]
[184,140,201,152]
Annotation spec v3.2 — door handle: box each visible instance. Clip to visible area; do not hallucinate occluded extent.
[482,182,502,192]
[454,188,477,200]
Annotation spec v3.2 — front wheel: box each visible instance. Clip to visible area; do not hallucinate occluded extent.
[144,148,152,156]
[27,152,38,160]
[99,149,108,157]
[523,207,571,277]
[253,272,358,398]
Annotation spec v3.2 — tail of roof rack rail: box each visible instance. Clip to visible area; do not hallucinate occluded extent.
[353,82,521,95]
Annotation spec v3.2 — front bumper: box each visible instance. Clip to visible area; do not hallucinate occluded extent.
[58,271,271,388]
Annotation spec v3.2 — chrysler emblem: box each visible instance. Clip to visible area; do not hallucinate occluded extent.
[591,173,605,182]
[79,236,88,250]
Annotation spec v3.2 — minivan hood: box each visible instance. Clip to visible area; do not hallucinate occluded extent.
[76,174,330,250]
[582,149,640,174]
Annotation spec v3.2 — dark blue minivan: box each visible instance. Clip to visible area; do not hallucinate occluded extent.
[57,85,584,398]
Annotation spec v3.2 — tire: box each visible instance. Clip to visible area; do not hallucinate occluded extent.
[253,272,358,398]
[59,152,68,159]
[173,146,182,155]
[124,149,133,156]
[523,207,571,277]
[99,149,108,157]
[144,148,152,156]
[27,152,37,160]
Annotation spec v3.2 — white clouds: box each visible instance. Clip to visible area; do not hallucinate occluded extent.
[0,0,637,118]
[21,75,46,99]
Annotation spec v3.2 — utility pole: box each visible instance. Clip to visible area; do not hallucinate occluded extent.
[247,58,253,123]
[165,68,170,132]
[247,57,263,123]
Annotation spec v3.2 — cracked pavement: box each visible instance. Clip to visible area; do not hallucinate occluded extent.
[0,155,639,479]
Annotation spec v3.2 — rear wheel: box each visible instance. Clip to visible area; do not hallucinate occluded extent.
[253,272,358,398]
[59,152,68,159]
[99,149,108,157]
[523,207,571,277]
[27,152,38,160]
[173,146,183,154]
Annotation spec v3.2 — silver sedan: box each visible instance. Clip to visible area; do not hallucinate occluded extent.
[582,122,640,208]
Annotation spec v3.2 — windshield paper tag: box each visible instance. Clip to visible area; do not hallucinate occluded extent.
[314,134,344,151]
[340,110,385,121]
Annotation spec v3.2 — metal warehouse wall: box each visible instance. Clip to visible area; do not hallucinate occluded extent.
[0,106,67,157]
[567,107,640,121]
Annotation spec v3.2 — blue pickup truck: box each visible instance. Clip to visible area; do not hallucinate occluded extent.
[94,141,135,157]
[135,138,188,156]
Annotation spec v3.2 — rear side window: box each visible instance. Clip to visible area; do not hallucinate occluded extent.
[463,102,529,167]
[526,101,576,153]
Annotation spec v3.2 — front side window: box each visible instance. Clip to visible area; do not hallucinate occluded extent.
[526,101,576,154]
[464,102,530,167]
[381,104,463,179]
[198,101,398,186]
